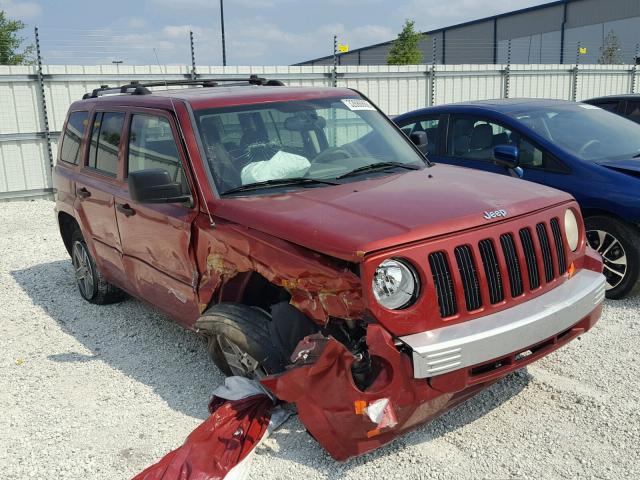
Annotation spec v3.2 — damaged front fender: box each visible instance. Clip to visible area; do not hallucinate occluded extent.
[195,215,365,325]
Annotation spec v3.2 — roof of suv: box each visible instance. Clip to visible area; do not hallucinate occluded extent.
[73,84,359,111]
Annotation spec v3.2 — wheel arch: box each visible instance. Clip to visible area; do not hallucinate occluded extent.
[58,211,80,256]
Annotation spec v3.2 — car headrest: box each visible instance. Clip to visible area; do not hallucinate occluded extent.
[199,116,221,145]
[493,132,509,146]
[452,119,475,136]
[284,113,326,131]
[470,123,493,150]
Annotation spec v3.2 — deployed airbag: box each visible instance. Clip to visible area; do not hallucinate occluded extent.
[240,150,310,184]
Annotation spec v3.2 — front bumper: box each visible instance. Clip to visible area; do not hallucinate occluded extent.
[400,269,606,379]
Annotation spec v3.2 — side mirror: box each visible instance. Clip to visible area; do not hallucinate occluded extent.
[128,169,191,204]
[493,144,524,178]
[493,145,519,168]
[410,131,428,151]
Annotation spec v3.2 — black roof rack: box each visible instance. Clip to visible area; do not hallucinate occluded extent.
[82,75,284,99]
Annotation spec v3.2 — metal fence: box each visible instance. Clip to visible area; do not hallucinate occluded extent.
[1,63,638,200]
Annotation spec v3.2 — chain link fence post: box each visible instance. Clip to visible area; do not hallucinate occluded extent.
[631,43,639,94]
[332,35,338,87]
[503,39,511,98]
[572,42,581,102]
[430,37,437,106]
[189,30,197,80]
[34,26,54,186]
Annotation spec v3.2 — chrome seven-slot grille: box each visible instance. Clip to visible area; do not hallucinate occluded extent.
[429,218,567,318]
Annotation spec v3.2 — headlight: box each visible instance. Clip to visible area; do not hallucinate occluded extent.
[564,209,579,251]
[372,259,419,310]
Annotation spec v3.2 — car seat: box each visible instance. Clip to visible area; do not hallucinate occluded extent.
[199,116,241,190]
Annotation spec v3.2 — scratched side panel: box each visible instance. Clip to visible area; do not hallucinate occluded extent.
[194,214,365,324]
[121,255,200,326]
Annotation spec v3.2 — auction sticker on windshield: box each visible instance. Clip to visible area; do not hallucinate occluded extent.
[341,99,376,111]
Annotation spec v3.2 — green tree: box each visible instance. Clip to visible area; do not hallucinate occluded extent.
[0,10,35,65]
[387,19,423,65]
[598,30,623,65]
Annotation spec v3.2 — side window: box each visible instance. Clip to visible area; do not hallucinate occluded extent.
[517,137,545,168]
[128,114,188,191]
[625,101,640,124]
[446,116,560,171]
[88,112,125,176]
[593,101,619,113]
[399,117,439,154]
[447,116,512,161]
[60,111,88,165]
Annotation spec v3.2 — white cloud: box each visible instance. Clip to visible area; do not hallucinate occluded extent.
[122,17,149,30]
[0,0,42,19]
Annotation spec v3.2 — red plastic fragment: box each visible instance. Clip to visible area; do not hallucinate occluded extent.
[132,395,273,480]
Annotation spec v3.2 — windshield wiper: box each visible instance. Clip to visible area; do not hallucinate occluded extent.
[222,177,340,195]
[336,161,421,179]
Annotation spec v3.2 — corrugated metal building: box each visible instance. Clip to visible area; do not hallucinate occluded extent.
[297,0,640,66]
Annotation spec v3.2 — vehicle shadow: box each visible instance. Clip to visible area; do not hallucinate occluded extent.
[11,259,222,421]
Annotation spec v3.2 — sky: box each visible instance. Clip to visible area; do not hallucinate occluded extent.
[1,0,547,65]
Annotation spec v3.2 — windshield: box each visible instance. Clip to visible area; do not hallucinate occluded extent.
[193,96,426,195]
[509,103,640,162]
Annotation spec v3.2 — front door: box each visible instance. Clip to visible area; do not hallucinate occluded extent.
[114,110,200,326]
[442,114,571,189]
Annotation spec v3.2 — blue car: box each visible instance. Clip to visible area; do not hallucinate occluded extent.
[394,99,640,299]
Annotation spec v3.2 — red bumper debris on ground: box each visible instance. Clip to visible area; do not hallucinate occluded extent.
[132,379,281,480]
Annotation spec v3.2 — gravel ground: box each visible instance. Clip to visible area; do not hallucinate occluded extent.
[1,199,639,480]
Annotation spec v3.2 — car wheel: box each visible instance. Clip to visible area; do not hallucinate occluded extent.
[70,229,126,305]
[197,303,287,378]
[585,216,640,299]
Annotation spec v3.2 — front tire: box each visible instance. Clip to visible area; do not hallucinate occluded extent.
[197,303,287,378]
[585,215,640,299]
[70,229,125,305]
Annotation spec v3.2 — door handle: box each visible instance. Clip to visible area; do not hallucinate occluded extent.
[77,187,91,198]
[116,203,135,217]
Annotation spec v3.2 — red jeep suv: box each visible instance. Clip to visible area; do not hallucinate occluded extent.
[53,77,605,459]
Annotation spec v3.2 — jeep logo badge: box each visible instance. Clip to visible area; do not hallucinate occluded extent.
[483,209,508,220]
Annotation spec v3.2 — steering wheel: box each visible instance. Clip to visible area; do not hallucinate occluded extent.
[578,139,602,157]
[311,147,351,164]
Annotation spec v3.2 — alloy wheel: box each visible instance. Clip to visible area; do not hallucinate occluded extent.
[215,335,268,379]
[586,229,627,290]
[72,241,94,298]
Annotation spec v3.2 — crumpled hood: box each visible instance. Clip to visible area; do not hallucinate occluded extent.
[213,164,573,261]
[595,157,640,176]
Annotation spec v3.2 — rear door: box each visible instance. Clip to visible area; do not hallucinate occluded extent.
[114,109,200,326]
[74,109,129,288]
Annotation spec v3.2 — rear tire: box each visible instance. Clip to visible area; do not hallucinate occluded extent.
[585,215,640,299]
[70,229,126,305]
[197,303,287,378]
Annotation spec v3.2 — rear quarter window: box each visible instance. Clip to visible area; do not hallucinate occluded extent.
[59,111,89,165]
